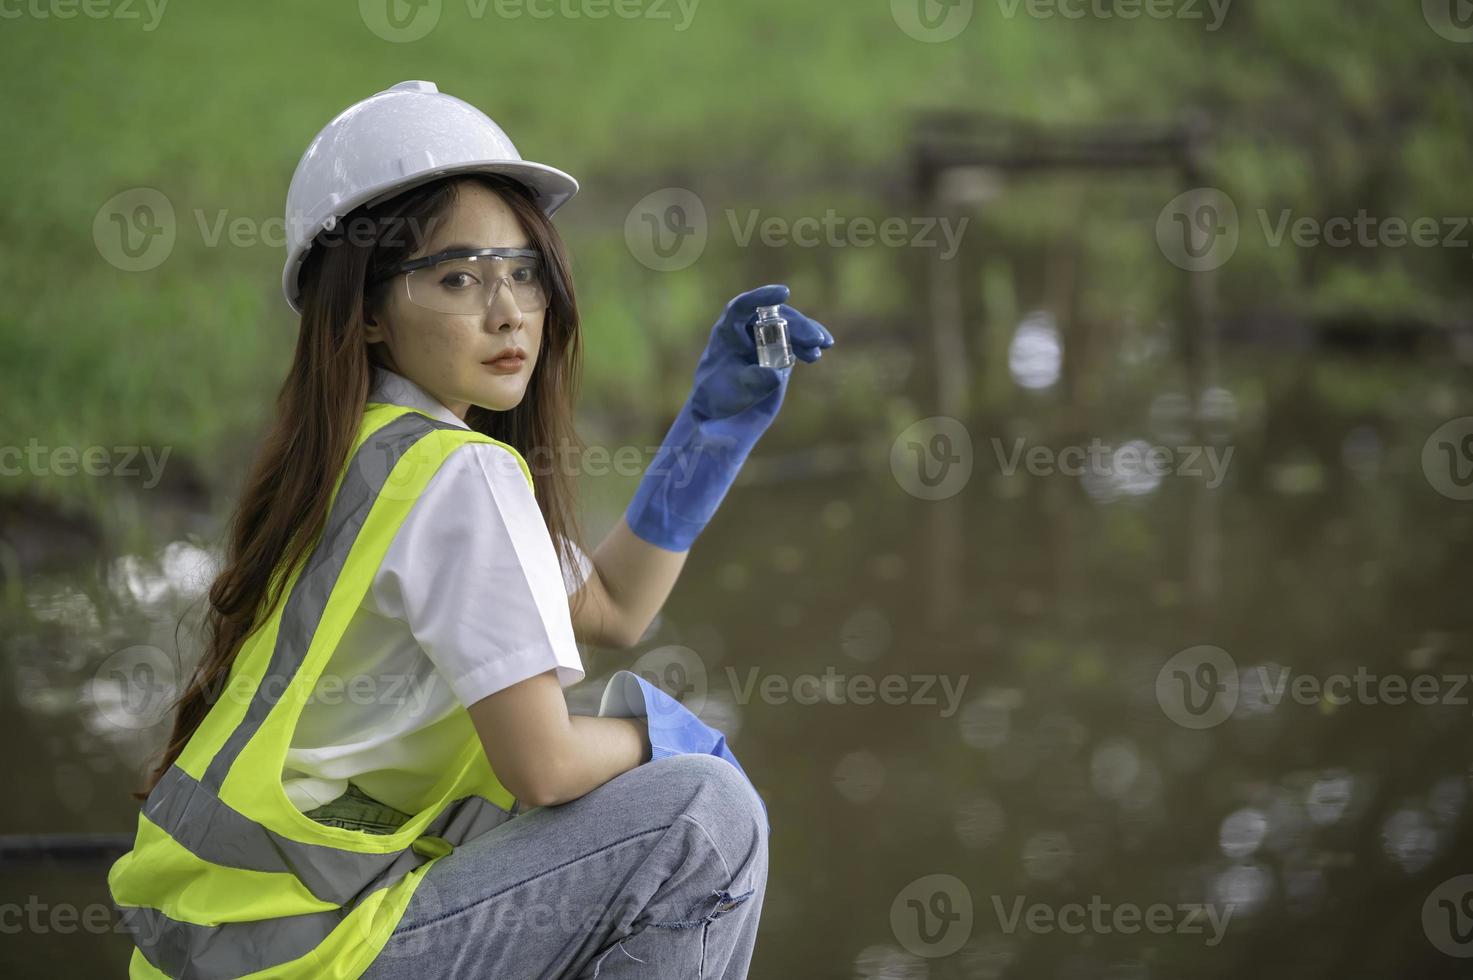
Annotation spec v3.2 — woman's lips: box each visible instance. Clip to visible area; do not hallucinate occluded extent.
[483,354,525,372]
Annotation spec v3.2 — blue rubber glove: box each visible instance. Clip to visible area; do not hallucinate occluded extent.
[625,284,835,552]
[598,669,770,834]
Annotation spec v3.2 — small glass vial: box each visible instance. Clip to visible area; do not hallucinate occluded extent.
[753,305,795,369]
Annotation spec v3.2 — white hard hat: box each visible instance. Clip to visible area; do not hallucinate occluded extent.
[280,79,579,314]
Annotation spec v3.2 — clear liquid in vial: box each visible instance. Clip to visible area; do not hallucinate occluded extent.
[753,305,795,369]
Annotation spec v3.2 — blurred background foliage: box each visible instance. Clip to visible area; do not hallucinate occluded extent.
[2,0,1470,512]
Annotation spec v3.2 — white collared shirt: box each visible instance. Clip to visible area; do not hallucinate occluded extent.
[280,366,589,813]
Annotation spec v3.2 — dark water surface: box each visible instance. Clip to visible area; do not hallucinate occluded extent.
[3,350,1472,978]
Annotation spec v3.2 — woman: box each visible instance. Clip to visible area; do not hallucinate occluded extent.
[106,80,833,979]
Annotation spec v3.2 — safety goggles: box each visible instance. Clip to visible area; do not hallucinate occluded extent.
[375,246,549,315]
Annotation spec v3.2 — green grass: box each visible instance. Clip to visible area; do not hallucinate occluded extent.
[2,0,1469,510]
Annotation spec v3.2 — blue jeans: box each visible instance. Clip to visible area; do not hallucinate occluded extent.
[359,753,769,979]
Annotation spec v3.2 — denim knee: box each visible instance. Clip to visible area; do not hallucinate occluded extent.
[650,754,768,872]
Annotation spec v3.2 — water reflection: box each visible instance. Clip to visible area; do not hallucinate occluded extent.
[1088,736,1141,801]
[1007,312,1062,390]
[1211,862,1273,918]
[1148,387,1238,443]
[110,539,217,606]
[1428,775,1467,826]
[1020,831,1074,882]
[1218,807,1269,858]
[958,693,1012,751]
[833,750,886,804]
[840,606,892,663]
[954,794,1007,849]
[5,354,1473,978]
[6,535,218,797]
[853,944,928,980]
[955,936,1018,979]
[1381,808,1442,873]
[1080,440,1164,502]
[1305,771,1355,825]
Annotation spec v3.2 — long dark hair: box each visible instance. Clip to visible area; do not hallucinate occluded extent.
[133,174,587,801]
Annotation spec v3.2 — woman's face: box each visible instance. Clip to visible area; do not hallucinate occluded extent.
[365,180,545,418]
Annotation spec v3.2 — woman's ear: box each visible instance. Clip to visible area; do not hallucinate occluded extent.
[363,304,384,341]
[363,279,384,333]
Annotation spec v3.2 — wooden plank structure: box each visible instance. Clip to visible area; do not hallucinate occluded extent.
[908,109,1223,625]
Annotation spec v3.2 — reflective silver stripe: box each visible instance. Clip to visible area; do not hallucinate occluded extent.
[144,764,516,906]
[148,765,403,905]
[127,781,516,978]
[202,410,450,793]
[118,904,342,980]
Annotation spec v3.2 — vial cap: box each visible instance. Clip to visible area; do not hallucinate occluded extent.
[755,305,784,319]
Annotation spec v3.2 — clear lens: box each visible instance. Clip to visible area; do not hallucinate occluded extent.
[404,254,548,315]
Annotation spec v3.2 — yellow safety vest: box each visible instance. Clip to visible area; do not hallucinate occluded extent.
[109,402,533,979]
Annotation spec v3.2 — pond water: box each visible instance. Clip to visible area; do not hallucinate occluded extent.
[2,348,1471,978]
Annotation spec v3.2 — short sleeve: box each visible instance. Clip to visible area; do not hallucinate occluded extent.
[368,441,586,707]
